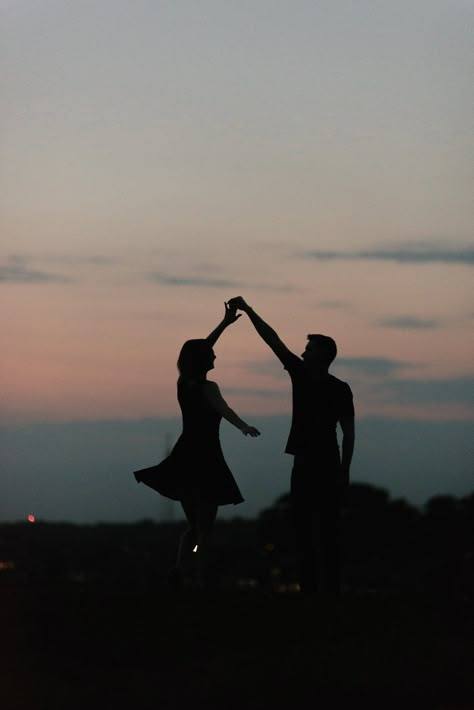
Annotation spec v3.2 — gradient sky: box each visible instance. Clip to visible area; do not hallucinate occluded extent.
[2,0,473,522]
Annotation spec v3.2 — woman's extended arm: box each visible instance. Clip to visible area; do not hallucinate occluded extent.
[204,381,260,437]
[205,302,242,347]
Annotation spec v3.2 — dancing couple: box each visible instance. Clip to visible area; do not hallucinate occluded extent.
[134,297,355,595]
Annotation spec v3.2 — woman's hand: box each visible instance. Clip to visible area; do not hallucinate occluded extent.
[223,301,242,325]
[206,302,242,346]
[241,424,261,437]
[227,296,250,313]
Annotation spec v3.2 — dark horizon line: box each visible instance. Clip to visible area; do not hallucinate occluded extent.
[2,485,472,527]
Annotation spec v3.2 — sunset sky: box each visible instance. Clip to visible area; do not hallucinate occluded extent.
[2,0,472,523]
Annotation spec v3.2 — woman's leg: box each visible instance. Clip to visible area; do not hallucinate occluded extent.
[193,499,218,587]
[176,497,217,585]
[177,496,217,586]
[176,497,199,572]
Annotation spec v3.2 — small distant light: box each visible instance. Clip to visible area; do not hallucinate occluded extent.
[0,561,15,570]
[264,543,275,552]
[193,545,198,553]
[288,583,301,593]
[27,515,35,523]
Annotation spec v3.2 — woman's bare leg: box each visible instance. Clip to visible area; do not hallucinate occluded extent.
[194,500,218,587]
[176,496,217,587]
[176,497,199,572]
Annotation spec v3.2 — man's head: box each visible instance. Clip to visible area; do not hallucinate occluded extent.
[302,334,337,369]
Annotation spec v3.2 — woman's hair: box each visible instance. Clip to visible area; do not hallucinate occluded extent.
[177,339,214,380]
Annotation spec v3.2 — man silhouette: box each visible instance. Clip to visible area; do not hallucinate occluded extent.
[228,296,355,596]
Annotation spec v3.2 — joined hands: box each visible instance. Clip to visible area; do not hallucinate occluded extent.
[223,301,242,324]
[227,296,250,313]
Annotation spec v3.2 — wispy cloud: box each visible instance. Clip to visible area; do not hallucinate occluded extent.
[51,255,116,266]
[377,316,440,329]
[243,355,411,380]
[148,272,244,289]
[300,243,474,265]
[240,357,473,413]
[0,257,71,284]
[253,283,296,293]
[337,357,409,377]
[318,300,353,310]
[224,387,288,399]
[147,271,294,293]
[6,252,117,267]
[382,375,474,408]
[242,359,289,380]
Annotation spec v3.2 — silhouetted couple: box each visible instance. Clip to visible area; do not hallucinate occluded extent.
[134,297,355,596]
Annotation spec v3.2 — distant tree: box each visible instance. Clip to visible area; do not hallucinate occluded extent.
[424,494,464,555]
[342,483,393,559]
[421,493,474,597]
[257,493,292,553]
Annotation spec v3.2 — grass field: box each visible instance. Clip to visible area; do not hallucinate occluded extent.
[1,581,472,710]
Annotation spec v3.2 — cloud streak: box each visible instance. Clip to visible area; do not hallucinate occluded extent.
[147,271,295,293]
[300,244,474,265]
[224,387,288,399]
[242,355,412,380]
[242,359,291,381]
[318,300,354,311]
[237,359,474,416]
[377,316,440,329]
[0,257,71,284]
[381,375,474,408]
[337,357,410,377]
[46,255,117,266]
[148,272,243,289]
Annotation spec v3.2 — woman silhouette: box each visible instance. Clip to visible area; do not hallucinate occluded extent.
[134,302,260,589]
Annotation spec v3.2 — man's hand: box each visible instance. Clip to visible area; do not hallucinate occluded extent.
[223,301,242,324]
[228,296,250,313]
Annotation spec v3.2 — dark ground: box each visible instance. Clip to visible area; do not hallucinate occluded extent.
[1,581,473,710]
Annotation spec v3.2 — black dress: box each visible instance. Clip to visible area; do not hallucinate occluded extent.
[134,380,244,506]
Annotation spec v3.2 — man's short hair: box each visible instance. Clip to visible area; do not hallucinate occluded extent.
[307,334,337,365]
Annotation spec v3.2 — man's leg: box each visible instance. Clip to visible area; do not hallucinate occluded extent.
[290,457,319,593]
[291,456,343,595]
[318,491,342,596]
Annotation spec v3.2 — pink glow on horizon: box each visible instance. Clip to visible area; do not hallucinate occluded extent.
[2,247,472,425]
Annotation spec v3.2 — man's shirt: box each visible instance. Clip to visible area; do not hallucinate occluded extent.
[281,351,354,457]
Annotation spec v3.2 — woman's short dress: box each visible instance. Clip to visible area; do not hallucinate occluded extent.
[134,380,244,506]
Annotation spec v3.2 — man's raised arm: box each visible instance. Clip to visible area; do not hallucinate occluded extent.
[227,296,294,364]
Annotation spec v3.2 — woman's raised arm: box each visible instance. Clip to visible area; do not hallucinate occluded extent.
[205,302,242,347]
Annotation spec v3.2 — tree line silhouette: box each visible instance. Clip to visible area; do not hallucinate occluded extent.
[259,483,473,597]
[1,483,472,598]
